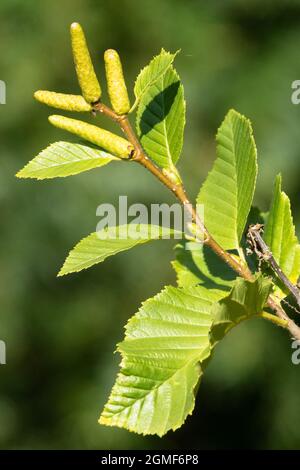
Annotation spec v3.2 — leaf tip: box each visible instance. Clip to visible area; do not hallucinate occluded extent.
[57,264,69,277]
[15,166,36,180]
[15,169,24,179]
[227,108,247,124]
[275,173,282,188]
[98,415,107,426]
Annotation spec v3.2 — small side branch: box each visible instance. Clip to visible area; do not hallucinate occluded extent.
[267,295,300,340]
[247,224,300,310]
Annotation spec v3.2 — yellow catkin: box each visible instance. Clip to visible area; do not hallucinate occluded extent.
[48,115,134,159]
[34,91,91,112]
[70,22,101,104]
[104,49,130,115]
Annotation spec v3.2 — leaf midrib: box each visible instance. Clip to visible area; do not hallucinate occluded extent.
[221,118,239,248]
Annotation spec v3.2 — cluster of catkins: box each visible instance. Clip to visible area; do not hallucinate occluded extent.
[34,23,134,159]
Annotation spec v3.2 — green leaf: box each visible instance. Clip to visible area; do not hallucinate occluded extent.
[99,285,225,436]
[136,65,185,170]
[197,109,257,251]
[172,241,235,290]
[58,225,181,276]
[210,275,272,346]
[133,49,177,109]
[16,141,118,179]
[99,276,271,436]
[264,174,300,286]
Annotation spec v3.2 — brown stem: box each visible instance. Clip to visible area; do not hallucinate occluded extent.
[93,102,300,340]
[94,103,251,279]
[267,296,300,340]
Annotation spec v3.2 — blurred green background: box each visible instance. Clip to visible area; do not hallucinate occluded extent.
[1,0,300,450]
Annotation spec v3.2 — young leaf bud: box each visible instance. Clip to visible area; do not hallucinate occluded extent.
[187,222,203,242]
[162,167,182,185]
[70,22,101,104]
[34,91,92,112]
[104,49,130,115]
[48,115,134,159]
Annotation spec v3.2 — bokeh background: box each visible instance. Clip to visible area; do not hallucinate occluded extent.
[1,0,300,450]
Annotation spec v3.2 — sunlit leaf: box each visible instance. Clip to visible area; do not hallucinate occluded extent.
[264,174,300,289]
[133,49,177,108]
[59,225,181,276]
[16,141,117,179]
[136,65,185,170]
[197,109,257,251]
[100,276,271,436]
[99,285,224,436]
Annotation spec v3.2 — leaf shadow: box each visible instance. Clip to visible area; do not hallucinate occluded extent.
[175,242,235,292]
[139,81,180,137]
[203,245,236,284]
